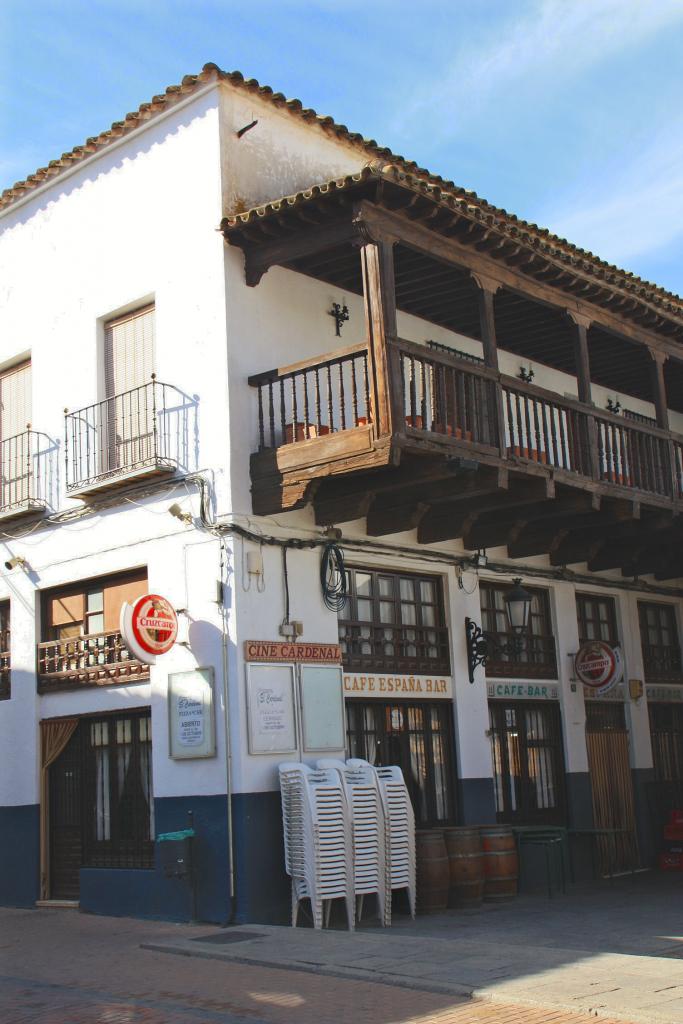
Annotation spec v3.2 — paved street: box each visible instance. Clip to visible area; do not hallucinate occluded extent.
[0,903,645,1024]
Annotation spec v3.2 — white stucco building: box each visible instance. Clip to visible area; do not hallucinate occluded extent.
[0,63,681,924]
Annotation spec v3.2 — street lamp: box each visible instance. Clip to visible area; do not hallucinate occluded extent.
[465,577,533,683]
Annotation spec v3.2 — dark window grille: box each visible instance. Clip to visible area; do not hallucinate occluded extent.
[489,701,566,825]
[638,602,682,684]
[338,567,450,675]
[82,710,154,869]
[585,701,626,732]
[576,593,619,646]
[426,339,485,365]
[623,408,657,427]
[346,700,456,826]
[480,581,557,679]
[0,602,9,700]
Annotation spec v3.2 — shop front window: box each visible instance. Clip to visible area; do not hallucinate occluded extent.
[346,700,456,826]
[489,701,566,825]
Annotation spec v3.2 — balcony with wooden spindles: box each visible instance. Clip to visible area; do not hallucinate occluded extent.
[228,168,683,580]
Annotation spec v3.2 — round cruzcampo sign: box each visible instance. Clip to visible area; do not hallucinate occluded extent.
[120,593,178,665]
[574,640,623,694]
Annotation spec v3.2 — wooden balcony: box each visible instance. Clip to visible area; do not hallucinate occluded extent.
[37,630,149,693]
[249,339,683,578]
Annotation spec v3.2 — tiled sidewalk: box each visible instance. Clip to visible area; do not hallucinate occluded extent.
[0,907,641,1024]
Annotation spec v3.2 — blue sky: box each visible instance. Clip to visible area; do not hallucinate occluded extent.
[2,0,682,295]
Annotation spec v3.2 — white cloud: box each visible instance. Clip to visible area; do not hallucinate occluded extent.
[540,124,683,273]
[396,0,683,132]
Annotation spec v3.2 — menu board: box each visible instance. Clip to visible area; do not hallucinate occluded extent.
[299,665,345,752]
[246,663,297,754]
[168,667,216,759]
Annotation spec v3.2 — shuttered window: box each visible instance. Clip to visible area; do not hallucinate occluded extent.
[104,306,155,398]
[46,570,148,641]
[0,361,31,442]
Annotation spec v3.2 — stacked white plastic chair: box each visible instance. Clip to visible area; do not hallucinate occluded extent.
[318,759,389,927]
[348,759,416,919]
[278,762,354,930]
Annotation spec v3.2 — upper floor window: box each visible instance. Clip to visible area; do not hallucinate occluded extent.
[480,581,557,679]
[638,602,682,684]
[576,593,619,647]
[0,360,31,443]
[338,567,450,675]
[38,569,149,693]
[104,305,155,398]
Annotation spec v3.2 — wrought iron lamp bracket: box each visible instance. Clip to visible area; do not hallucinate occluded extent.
[329,302,350,336]
[466,618,527,683]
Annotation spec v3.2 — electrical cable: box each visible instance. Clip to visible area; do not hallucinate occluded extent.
[320,541,348,611]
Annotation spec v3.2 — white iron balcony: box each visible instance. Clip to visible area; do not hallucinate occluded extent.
[64,376,194,497]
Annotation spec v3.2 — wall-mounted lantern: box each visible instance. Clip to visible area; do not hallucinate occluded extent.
[329,302,350,336]
[465,577,533,683]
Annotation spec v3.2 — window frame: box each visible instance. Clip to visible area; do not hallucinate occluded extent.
[337,566,450,675]
[479,580,557,679]
[638,601,682,684]
[345,699,457,827]
[576,592,620,647]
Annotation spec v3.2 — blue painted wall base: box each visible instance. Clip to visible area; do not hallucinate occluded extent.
[81,794,231,923]
[232,791,290,925]
[0,805,39,907]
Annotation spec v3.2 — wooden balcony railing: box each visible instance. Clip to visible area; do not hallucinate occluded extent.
[397,337,498,447]
[249,344,371,450]
[0,429,56,517]
[64,377,194,493]
[484,631,558,680]
[595,412,674,496]
[249,339,683,506]
[37,630,150,693]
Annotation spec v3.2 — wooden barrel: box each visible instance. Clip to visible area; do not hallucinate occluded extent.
[444,827,484,908]
[480,826,518,901]
[416,830,449,914]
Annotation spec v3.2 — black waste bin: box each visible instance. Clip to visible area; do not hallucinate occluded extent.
[156,828,195,880]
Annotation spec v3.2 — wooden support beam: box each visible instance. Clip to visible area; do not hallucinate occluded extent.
[587,515,674,571]
[236,219,359,286]
[463,491,597,551]
[648,349,670,430]
[568,312,592,405]
[366,500,429,537]
[416,476,548,545]
[360,238,403,438]
[548,533,606,567]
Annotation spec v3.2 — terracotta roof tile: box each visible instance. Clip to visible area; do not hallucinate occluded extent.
[2,62,681,317]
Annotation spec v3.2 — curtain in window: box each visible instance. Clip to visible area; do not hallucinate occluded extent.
[40,717,78,899]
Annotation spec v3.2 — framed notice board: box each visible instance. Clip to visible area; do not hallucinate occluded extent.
[246,663,298,754]
[299,664,345,752]
[168,667,216,759]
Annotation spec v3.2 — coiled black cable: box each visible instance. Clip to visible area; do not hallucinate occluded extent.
[320,541,348,611]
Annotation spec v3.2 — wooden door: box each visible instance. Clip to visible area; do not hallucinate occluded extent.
[49,726,84,899]
[489,701,566,826]
[586,702,639,873]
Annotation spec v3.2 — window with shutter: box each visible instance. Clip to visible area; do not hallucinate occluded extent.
[0,361,32,441]
[104,306,155,398]
[102,307,155,473]
[0,361,32,507]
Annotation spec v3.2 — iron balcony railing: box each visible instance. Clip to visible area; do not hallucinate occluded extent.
[64,376,193,492]
[0,428,56,516]
[37,629,150,693]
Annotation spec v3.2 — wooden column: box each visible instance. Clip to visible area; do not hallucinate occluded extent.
[568,312,593,405]
[568,311,599,480]
[472,273,505,454]
[648,349,669,430]
[472,273,501,369]
[360,236,403,438]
